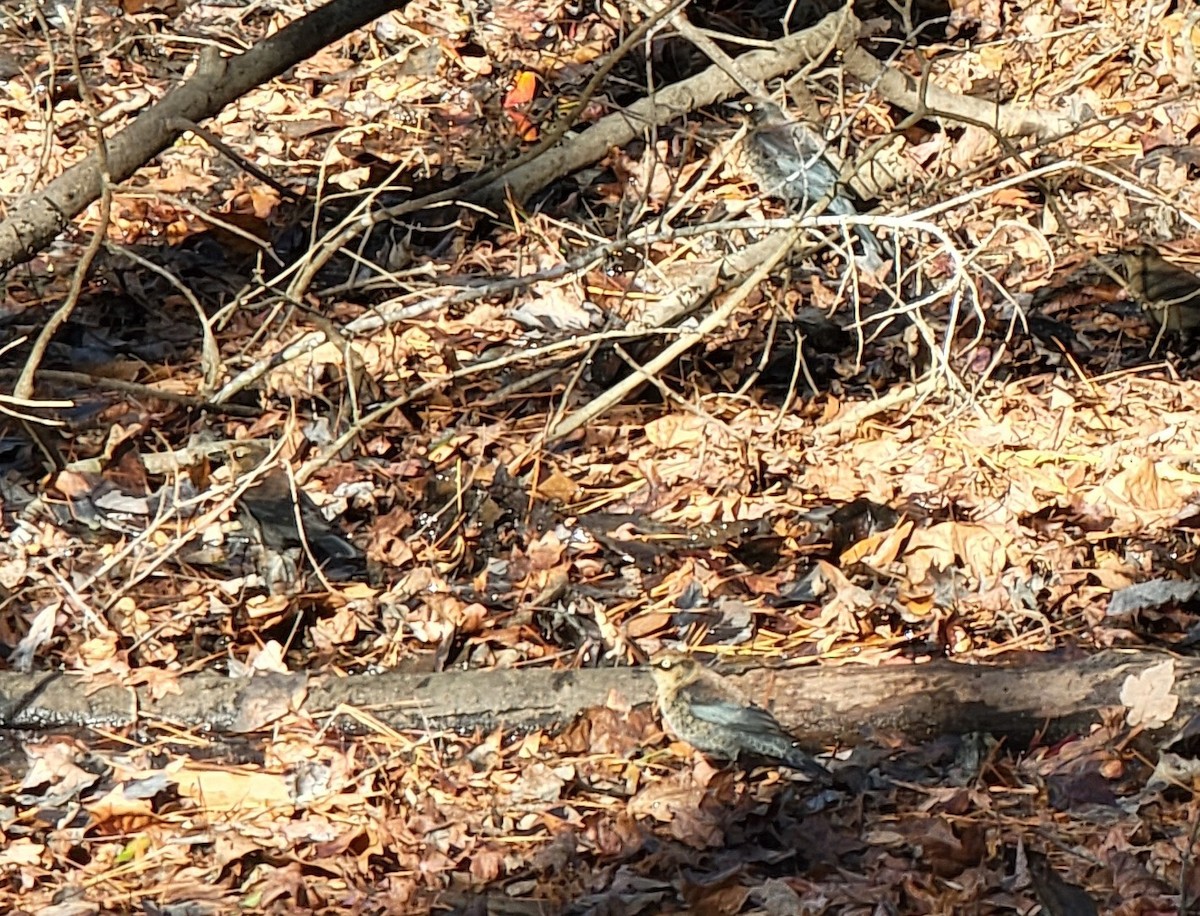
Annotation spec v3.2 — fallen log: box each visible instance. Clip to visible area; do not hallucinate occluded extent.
[0,649,1186,748]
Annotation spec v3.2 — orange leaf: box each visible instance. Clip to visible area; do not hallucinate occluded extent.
[504,71,540,141]
[504,71,538,108]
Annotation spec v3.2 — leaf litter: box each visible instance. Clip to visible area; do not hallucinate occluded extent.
[1,0,1200,912]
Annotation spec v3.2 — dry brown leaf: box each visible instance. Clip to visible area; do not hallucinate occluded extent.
[171,765,295,812]
[1120,659,1178,729]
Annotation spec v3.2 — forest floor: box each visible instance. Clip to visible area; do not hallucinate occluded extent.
[1,0,1200,912]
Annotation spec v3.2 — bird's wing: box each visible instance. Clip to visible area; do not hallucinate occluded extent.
[1144,260,1200,305]
[749,127,799,162]
[684,680,790,735]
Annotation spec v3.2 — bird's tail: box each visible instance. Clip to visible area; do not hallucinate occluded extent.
[784,743,831,780]
[814,193,885,271]
[855,225,885,272]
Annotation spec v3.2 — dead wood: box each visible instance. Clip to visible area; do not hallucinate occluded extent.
[472,9,856,209]
[477,5,1087,213]
[0,649,1187,749]
[0,0,408,273]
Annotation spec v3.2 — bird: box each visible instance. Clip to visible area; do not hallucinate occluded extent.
[738,99,885,271]
[648,651,829,778]
[231,445,366,582]
[238,469,366,580]
[1120,243,1200,335]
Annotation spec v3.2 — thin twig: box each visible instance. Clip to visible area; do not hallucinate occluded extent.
[12,6,115,402]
